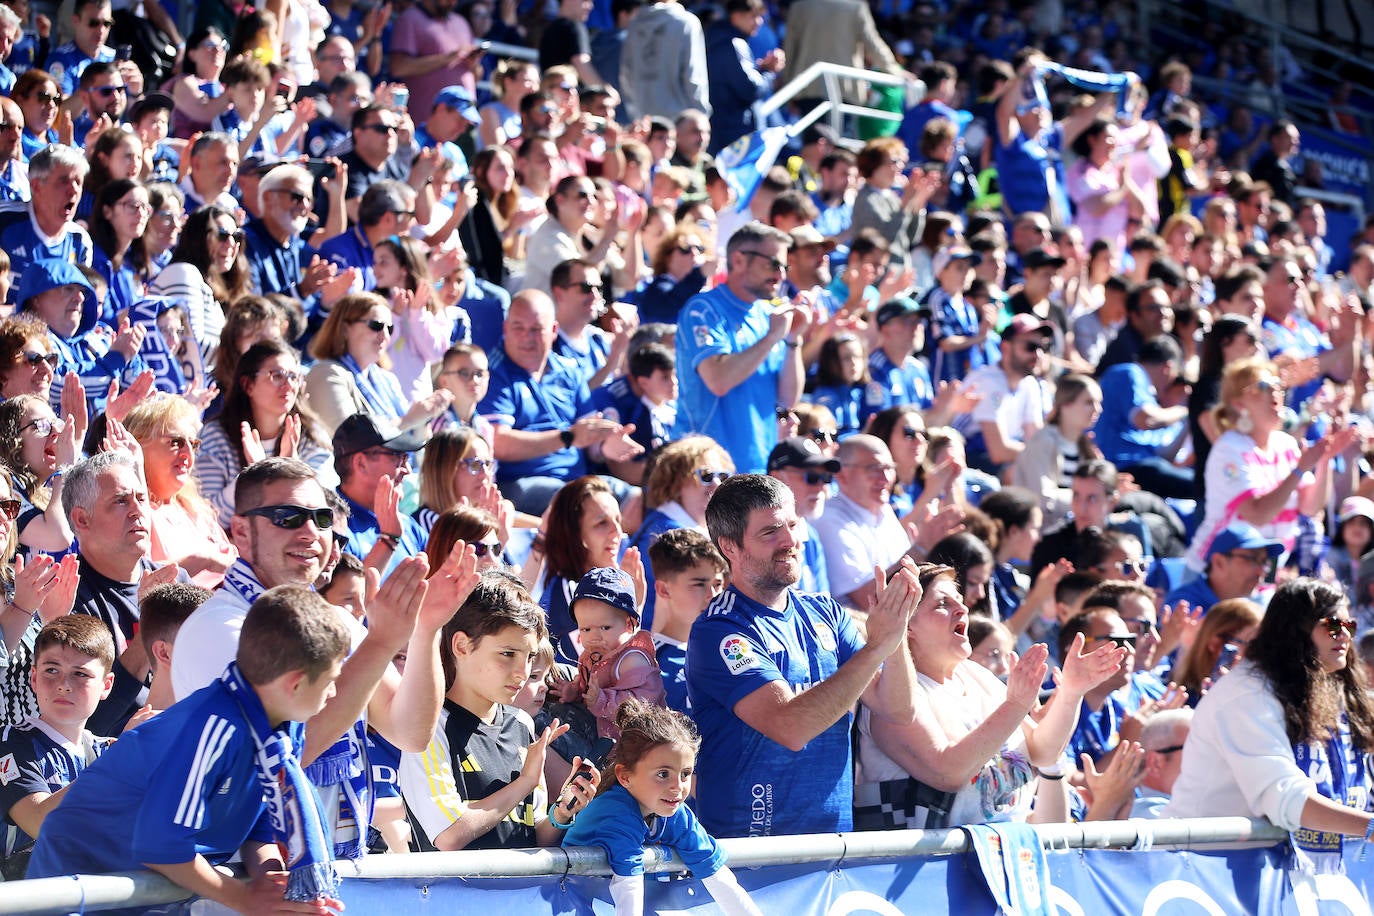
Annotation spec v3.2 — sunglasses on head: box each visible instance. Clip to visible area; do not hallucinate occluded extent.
[359,318,393,334]
[21,351,58,368]
[1323,616,1357,640]
[473,541,504,558]
[243,504,335,530]
[695,469,731,485]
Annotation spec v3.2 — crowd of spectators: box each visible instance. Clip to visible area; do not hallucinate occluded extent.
[0,0,1372,908]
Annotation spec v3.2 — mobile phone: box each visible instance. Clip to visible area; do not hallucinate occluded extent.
[304,158,337,181]
[1212,642,1241,679]
[115,44,133,61]
[391,86,409,110]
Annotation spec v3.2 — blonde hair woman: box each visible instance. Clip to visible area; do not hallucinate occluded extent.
[123,395,237,588]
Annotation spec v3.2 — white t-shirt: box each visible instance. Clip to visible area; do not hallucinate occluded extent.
[1185,429,1307,571]
[955,365,1050,447]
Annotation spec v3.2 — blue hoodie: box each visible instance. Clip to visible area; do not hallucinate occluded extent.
[16,259,146,420]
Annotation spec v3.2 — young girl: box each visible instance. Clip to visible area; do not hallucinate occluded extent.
[1328,496,1374,600]
[375,235,453,402]
[563,699,764,916]
[554,567,665,738]
[807,334,883,439]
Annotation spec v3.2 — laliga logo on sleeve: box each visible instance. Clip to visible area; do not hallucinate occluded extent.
[720,635,760,675]
[0,753,17,786]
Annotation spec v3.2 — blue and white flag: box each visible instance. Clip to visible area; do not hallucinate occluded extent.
[717,126,791,208]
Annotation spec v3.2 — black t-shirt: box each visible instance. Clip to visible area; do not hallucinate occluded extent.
[341,150,411,204]
[538,17,589,71]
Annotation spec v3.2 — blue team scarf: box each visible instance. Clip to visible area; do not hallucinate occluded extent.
[221,662,340,903]
[223,560,372,860]
[339,353,406,421]
[963,822,1054,916]
[1290,715,1370,874]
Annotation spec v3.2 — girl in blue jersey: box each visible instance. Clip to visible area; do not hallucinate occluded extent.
[563,699,763,916]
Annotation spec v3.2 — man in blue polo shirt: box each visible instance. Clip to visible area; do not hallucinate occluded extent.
[414,85,477,179]
[43,0,114,97]
[686,474,919,838]
[478,289,641,516]
[676,221,807,474]
[331,413,429,575]
[318,179,417,291]
[1165,522,1281,615]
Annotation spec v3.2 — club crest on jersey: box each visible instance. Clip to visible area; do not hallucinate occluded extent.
[813,621,837,652]
[719,634,760,675]
[0,753,16,786]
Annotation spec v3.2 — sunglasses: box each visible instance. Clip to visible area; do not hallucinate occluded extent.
[1096,634,1138,649]
[92,84,126,96]
[358,319,393,334]
[21,351,58,368]
[274,189,311,205]
[1122,617,1156,636]
[20,416,64,436]
[460,457,494,475]
[809,429,837,445]
[740,250,786,273]
[1116,559,1149,575]
[695,469,731,485]
[0,498,18,520]
[256,367,303,387]
[34,91,60,104]
[243,504,335,530]
[214,227,245,243]
[200,38,228,50]
[675,244,706,255]
[1323,616,1357,640]
[361,122,398,134]
[901,426,927,441]
[567,281,603,294]
[473,541,504,558]
[802,470,833,486]
[1021,340,1048,353]
[165,435,201,453]
[1249,377,1283,394]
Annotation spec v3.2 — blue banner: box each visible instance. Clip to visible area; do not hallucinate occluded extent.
[1298,128,1372,206]
[324,842,1374,915]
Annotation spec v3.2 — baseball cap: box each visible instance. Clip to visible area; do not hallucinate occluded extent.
[800,123,838,147]
[1003,313,1054,338]
[1205,522,1285,561]
[1339,496,1374,526]
[434,85,480,122]
[571,567,639,624]
[789,225,837,252]
[767,436,842,473]
[932,246,982,276]
[875,297,930,326]
[127,90,174,124]
[1023,247,1068,270]
[331,414,429,457]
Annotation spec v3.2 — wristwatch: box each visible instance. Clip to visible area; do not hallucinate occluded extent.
[559,428,575,448]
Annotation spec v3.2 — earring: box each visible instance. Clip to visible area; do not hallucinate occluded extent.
[1235,408,1253,435]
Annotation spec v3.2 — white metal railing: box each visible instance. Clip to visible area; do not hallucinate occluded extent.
[0,817,1288,915]
[758,62,923,146]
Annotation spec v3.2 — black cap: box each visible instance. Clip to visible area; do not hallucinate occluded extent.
[767,436,842,473]
[1023,247,1067,270]
[801,123,839,147]
[874,297,930,326]
[127,90,174,124]
[332,414,429,457]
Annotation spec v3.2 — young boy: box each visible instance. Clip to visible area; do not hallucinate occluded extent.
[647,529,726,715]
[27,586,352,916]
[0,616,115,881]
[139,582,212,711]
[399,573,592,851]
[212,55,283,160]
[587,341,683,484]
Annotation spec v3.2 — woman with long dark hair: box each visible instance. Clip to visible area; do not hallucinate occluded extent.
[1187,315,1261,504]
[89,178,151,320]
[459,145,537,287]
[149,205,252,369]
[1165,579,1374,869]
[194,338,333,525]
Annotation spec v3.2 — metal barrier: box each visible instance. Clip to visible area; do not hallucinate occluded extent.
[756,62,921,146]
[0,817,1288,915]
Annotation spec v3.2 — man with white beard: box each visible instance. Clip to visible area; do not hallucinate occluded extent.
[766,436,840,594]
[242,163,339,325]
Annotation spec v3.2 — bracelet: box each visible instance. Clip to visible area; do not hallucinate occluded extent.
[547,803,576,829]
[44,468,65,488]
[377,532,400,549]
[783,338,802,349]
[4,599,35,618]
[1035,768,1065,781]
